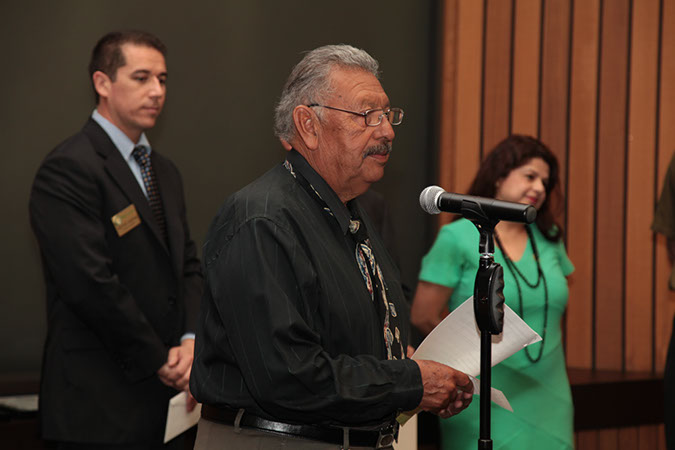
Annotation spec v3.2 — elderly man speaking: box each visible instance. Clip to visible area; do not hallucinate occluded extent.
[190,45,473,449]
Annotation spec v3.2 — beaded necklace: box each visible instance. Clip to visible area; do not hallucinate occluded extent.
[494,226,548,363]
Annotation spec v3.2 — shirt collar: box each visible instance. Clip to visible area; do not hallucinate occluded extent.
[287,149,353,235]
[92,109,151,161]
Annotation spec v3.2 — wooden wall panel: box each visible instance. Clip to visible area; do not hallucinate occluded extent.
[639,425,660,449]
[437,0,484,228]
[511,0,541,136]
[482,0,513,155]
[577,430,597,449]
[566,0,599,369]
[625,0,660,372]
[656,0,675,372]
[594,0,630,371]
[437,0,457,197]
[436,0,671,446]
[619,427,639,450]
[658,424,667,449]
[453,0,483,195]
[539,0,570,185]
[597,428,619,449]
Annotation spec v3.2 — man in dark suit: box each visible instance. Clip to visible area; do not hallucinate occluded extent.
[29,30,202,449]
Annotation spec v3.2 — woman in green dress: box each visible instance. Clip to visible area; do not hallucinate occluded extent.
[411,135,574,449]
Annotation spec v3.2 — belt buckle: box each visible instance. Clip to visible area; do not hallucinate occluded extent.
[375,425,396,449]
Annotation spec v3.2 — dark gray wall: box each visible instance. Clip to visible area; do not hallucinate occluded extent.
[0,1,437,375]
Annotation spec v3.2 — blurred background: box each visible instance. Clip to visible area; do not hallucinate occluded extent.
[0,0,438,376]
[2,1,675,448]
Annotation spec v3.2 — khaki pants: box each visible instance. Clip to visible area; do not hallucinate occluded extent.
[193,418,391,450]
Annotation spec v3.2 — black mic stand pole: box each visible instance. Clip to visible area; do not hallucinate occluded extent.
[466,215,505,450]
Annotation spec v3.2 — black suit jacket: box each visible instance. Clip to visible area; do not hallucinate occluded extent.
[29,118,202,445]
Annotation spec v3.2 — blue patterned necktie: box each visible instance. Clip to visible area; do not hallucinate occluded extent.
[132,146,167,242]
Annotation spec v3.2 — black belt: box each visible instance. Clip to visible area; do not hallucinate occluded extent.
[201,404,397,448]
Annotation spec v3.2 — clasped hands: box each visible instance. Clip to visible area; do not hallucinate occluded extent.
[157,338,197,411]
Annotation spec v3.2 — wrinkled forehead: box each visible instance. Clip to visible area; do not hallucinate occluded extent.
[326,67,389,108]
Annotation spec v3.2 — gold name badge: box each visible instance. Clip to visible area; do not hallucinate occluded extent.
[111,204,142,237]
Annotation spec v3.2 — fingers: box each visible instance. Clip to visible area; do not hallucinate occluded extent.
[186,391,198,412]
[415,360,474,417]
[438,388,473,418]
[172,362,191,391]
[156,343,195,390]
[438,406,455,419]
[157,364,176,388]
[452,369,473,392]
[166,346,180,368]
[406,345,416,358]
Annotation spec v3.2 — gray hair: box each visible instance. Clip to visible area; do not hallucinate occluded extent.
[273,44,380,143]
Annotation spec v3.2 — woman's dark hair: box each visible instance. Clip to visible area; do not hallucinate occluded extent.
[464,134,563,241]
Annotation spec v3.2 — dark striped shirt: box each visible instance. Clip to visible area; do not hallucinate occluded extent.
[191,150,422,426]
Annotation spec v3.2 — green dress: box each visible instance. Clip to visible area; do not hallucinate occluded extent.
[418,218,574,449]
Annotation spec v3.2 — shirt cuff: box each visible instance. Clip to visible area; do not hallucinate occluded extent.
[180,333,196,342]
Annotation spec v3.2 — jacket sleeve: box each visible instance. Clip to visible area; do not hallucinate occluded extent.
[30,153,168,382]
[174,168,202,335]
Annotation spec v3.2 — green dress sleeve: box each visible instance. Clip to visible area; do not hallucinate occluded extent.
[418,219,473,289]
[555,237,574,277]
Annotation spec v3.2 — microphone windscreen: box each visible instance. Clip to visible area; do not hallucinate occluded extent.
[419,185,444,215]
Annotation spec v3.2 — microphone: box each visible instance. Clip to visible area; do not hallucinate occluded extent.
[419,185,536,224]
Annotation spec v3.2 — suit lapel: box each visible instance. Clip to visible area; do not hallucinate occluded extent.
[83,119,170,255]
[152,155,185,278]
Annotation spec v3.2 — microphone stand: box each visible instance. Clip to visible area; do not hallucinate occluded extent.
[464,211,505,450]
[419,188,532,448]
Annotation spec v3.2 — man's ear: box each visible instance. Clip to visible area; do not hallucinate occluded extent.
[279,138,293,151]
[292,105,320,150]
[92,71,112,100]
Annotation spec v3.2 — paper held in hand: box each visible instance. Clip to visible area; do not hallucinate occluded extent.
[397,297,541,425]
[164,391,202,443]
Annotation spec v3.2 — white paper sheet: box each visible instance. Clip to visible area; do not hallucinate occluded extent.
[412,296,541,375]
[0,394,38,412]
[163,392,202,443]
[399,297,541,422]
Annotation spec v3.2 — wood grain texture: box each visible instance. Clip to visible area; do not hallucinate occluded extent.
[566,0,600,369]
[482,0,513,154]
[594,0,630,371]
[625,0,660,372]
[511,0,541,136]
[437,0,458,195]
[539,0,570,188]
[454,0,484,194]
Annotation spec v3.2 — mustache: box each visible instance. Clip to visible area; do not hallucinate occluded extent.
[364,142,392,157]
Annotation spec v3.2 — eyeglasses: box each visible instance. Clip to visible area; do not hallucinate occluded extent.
[307,104,404,127]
